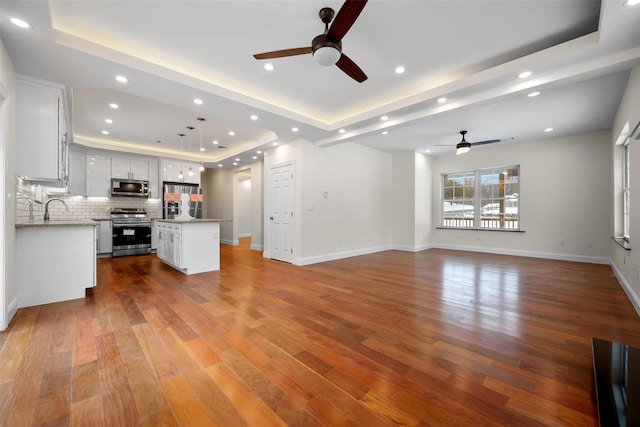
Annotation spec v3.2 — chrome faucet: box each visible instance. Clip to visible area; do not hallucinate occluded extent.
[44,198,69,221]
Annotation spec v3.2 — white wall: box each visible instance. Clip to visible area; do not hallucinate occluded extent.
[202,168,234,244]
[236,177,252,238]
[263,139,393,265]
[610,67,640,313]
[391,152,416,249]
[431,131,612,263]
[1,38,17,330]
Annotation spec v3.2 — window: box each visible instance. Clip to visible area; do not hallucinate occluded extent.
[442,165,520,230]
[623,139,630,241]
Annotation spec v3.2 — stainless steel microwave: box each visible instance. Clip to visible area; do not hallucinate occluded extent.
[111,179,149,198]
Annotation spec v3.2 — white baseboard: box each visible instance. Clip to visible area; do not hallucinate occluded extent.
[392,243,434,252]
[431,243,610,265]
[5,296,18,330]
[221,239,238,246]
[250,244,264,251]
[610,261,640,316]
[238,233,252,238]
[294,245,393,266]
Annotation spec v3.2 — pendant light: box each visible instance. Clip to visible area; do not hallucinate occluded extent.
[197,117,206,172]
[177,133,185,180]
[187,126,195,176]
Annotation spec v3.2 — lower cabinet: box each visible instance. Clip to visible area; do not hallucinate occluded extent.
[156,221,219,275]
[97,220,113,255]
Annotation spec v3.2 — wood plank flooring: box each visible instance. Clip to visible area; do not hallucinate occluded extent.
[2,239,640,426]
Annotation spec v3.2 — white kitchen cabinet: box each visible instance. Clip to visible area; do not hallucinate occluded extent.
[160,158,201,185]
[97,220,113,254]
[17,223,96,308]
[112,157,149,180]
[156,220,219,275]
[86,154,111,197]
[68,149,86,196]
[16,75,68,185]
[148,160,159,199]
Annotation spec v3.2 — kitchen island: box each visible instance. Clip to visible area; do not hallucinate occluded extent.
[16,220,97,307]
[155,219,229,275]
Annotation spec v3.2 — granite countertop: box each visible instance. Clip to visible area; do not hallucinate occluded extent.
[16,219,98,228]
[154,218,232,223]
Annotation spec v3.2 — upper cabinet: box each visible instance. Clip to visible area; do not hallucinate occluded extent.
[160,158,201,185]
[86,154,111,197]
[112,157,149,181]
[67,149,86,196]
[16,75,68,186]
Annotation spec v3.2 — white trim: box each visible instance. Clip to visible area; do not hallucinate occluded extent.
[238,233,252,238]
[7,296,18,324]
[431,243,610,264]
[392,243,434,252]
[250,244,264,251]
[294,245,393,266]
[221,238,237,246]
[610,261,640,316]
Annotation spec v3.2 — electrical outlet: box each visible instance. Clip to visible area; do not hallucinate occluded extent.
[586,240,592,248]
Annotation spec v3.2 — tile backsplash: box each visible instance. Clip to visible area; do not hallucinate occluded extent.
[16,178,161,222]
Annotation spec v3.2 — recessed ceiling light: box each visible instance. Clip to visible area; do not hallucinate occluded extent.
[233,162,238,166]
[193,98,203,105]
[252,156,258,160]
[624,0,640,6]
[518,71,532,79]
[264,63,274,71]
[380,116,388,121]
[115,75,128,83]
[544,127,554,132]
[395,66,405,74]
[339,129,346,133]
[109,103,119,109]
[200,147,205,152]
[104,118,113,124]
[528,91,541,97]
[228,131,235,136]
[101,130,109,135]
[292,127,299,132]
[250,115,258,120]
[10,17,31,29]
[212,140,218,145]
[437,97,447,104]
[235,158,240,162]
[382,131,389,135]
[257,150,263,154]
[425,149,431,153]
[272,142,279,146]
[218,164,223,167]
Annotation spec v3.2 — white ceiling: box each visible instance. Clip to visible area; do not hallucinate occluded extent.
[1,0,639,169]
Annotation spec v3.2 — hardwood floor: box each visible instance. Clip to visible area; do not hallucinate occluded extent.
[2,239,640,426]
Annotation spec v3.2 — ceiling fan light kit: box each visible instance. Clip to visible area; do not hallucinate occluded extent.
[456,142,471,155]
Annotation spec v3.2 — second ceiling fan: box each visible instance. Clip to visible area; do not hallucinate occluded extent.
[438,131,514,155]
[253,0,368,83]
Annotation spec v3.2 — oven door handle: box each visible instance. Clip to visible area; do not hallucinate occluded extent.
[113,223,151,228]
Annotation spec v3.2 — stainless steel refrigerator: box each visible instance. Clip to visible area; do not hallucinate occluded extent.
[162,182,203,219]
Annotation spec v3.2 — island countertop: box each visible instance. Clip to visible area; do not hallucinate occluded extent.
[153,218,232,224]
[16,219,97,228]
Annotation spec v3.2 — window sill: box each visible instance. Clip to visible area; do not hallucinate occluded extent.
[436,227,525,233]
[612,237,631,251]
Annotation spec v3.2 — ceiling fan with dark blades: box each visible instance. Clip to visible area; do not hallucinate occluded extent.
[253,0,368,83]
[437,130,514,155]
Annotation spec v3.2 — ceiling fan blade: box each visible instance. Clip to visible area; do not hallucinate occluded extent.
[327,0,368,41]
[472,137,514,146]
[336,54,367,83]
[253,47,312,60]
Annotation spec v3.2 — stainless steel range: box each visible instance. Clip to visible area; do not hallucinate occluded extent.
[110,208,152,257]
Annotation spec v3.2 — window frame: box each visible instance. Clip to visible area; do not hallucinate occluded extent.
[441,165,520,231]
[623,138,630,242]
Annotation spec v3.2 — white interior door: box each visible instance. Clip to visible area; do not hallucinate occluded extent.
[269,162,294,263]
